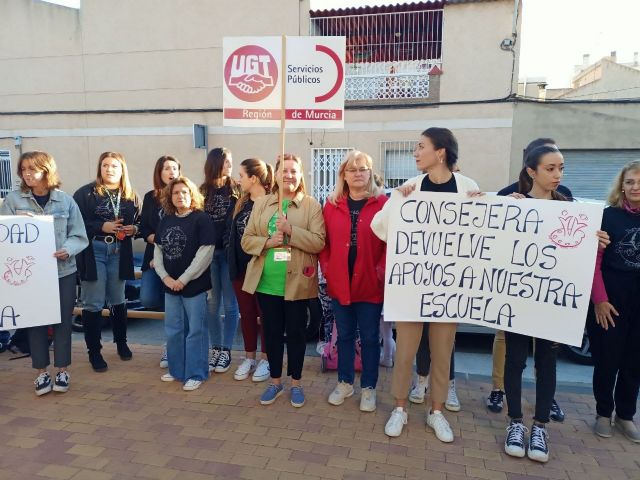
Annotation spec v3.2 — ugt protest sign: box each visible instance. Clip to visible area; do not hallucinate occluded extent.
[222,36,345,128]
[382,192,604,346]
[0,215,61,329]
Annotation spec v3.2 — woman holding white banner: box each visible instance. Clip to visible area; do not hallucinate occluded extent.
[371,127,481,443]
[74,152,141,372]
[320,150,387,412]
[0,151,88,395]
[588,160,640,443]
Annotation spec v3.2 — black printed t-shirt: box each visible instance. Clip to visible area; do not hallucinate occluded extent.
[601,206,640,273]
[347,196,368,280]
[204,184,236,250]
[421,174,458,193]
[32,193,50,209]
[156,211,216,297]
[228,199,254,280]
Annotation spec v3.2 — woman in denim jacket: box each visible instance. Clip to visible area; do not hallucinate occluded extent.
[0,151,88,395]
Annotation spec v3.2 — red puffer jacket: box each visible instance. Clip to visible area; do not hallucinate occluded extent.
[319,194,387,305]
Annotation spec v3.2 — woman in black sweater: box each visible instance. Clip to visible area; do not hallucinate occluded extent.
[73,152,141,372]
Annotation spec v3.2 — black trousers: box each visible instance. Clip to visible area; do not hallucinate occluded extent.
[256,293,308,380]
[416,323,455,380]
[29,273,76,369]
[504,332,558,423]
[587,270,640,421]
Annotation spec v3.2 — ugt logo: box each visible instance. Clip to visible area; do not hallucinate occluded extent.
[224,45,278,102]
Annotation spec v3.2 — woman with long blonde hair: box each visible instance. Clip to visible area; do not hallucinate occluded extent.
[73,152,141,372]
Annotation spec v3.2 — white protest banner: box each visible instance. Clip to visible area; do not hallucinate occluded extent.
[223,36,345,128]
[0,215,61,329]
[383,192,604,346]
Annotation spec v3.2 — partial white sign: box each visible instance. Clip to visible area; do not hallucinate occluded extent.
[383,192,604,346]
[0,215,61,329]
[223,36,345,128]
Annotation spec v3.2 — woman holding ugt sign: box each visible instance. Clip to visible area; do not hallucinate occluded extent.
[241,153,325,408]
[371,127,483,443]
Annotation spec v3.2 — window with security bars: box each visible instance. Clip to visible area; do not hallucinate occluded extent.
[0,150,13,199]
[310,6,442,101]
[379,141,418,188]
[311,147,353,204]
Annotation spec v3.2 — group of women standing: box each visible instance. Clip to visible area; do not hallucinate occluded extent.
[1,125,639,464]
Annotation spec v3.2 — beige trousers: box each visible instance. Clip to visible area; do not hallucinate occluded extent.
[391,321,457,404]
[492,330,506,390]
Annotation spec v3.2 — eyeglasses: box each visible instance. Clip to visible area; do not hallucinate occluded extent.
[345,167,370,174]
[623,179,640,187]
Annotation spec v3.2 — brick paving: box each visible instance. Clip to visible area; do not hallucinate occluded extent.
[0,344,638,480]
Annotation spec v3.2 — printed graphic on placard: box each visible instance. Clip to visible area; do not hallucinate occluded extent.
[0,216,61,329]
[222,36,346,128]
[3,256,36,286]
[224,45,278,102]
[548,210,589,248]
[381,192,604,346]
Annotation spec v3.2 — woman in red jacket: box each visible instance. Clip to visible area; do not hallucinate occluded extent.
[320,150,387,412]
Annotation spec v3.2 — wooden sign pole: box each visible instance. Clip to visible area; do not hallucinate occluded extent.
[278,34,287,215]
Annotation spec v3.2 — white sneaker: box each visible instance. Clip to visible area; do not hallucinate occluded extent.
[445,379,461,412]
[409,375,429,404]
[360,388,377,412]
[426,410,454,443]
[504,421,528,458]
[385,408,408,437]
[252,359,270,382]
[161,373,175,382]
[183,379,202,391]
[379,337,396,367]
[328,381,354,406]
[316,341,327,355]
[234,358,256,381]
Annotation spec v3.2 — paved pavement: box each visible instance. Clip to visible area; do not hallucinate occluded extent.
[1,343,638,480]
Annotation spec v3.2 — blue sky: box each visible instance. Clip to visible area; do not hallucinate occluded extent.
[42,0,639,88]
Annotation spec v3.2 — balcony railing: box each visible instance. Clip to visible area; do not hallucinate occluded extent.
[311,8,442,101]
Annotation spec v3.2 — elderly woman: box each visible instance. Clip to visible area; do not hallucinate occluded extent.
[319,150,387,412]
[588,160,640,444]
[1,151,88,395]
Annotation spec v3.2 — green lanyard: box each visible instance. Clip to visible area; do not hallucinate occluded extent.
[105,189,121,219]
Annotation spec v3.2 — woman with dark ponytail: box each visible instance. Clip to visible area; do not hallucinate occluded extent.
[501,145,609,463]
[228,158,274,382]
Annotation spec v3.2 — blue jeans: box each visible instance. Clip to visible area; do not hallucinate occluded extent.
[165,292,209,382]
[140,268,165,310]
[207,250,240,349]
[332,300,382,389]
[81,241,126,312]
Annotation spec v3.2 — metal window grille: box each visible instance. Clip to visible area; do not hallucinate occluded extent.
[310,9,442,100]
[0,150,13,199]
[379,141,418,188]
[310,147,354,204]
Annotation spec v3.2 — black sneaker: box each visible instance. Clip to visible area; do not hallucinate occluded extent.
[34,372,52,396]
[527,423,549,462]
[209,346,221,372]
[53,371,70,393]
[504,420,527,458]
[487,389,504,413]
[550,399,565,423]
[214,348,231,373]
[117,342,133,361]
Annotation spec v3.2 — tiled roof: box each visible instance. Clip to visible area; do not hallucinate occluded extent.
[310,0,500,17]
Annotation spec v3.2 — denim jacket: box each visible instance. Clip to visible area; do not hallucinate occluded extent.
[0,189,89,278]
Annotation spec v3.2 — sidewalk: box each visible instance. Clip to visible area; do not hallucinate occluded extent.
[0,344,638,480]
